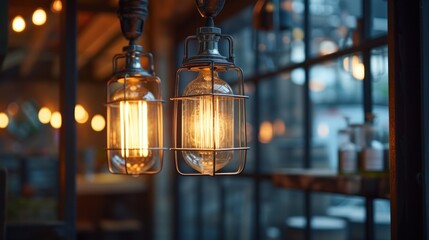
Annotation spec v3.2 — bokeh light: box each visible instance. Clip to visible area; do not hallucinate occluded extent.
[91,114,106,132]
[12,16,26,32]
[32,8,47,26]
[75,104,89,124]
[50,111,62,129]
[0,113,9,128]
[38,107,52,124]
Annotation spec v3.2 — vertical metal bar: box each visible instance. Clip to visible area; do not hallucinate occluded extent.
[303,0,312,239]
[361,1,375,239]
[422,0,429,238]
[0,0,7,68]
[252,29,261,240]
[0,169,6,240]
[389,0,424,239]
[362,0,373,117]
[59,0,77,239]
[365,198,375,240]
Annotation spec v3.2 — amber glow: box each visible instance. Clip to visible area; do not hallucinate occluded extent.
[0,113,9,128]
[351,56,365,80]
[273,119,286,136]
[75,104,89,124]
[120,101,149,158]
[12,16,26,32]
[38,107,52,124]
[181,70,234,175]
[259,121,273,143]
[50,111,62,129]
[51,0,62,13]
[32,8,47,26]
[91,114,105,132]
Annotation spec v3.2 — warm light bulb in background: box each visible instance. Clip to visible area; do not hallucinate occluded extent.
[91,114,105,132]
[50,111,62,129]
[38,107,52,124]
[259,121,273,143]
[0,113,9,129]
[51,0,62,13]
[12,16,26,32]
[181,69,234,175]
[351,55,365,80]
[32,8,47,26]
[75,104,89,124]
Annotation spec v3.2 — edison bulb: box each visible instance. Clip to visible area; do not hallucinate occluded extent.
[107,76,162,175]
[182,69,234,175]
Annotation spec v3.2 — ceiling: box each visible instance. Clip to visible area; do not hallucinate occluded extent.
[2,0,253,83]
[2,0,198,83]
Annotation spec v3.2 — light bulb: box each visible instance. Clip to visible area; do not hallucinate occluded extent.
[51,0,62,13]
[38,107,52,124]
[75,104,89,124]
[50,111,62,129]
[0,113,9,128]
[108,76,162,175]
[32,8,47,26]
[91,114,105,132]
[181,69,234,175]
[351,55,365,80]
[12,16,26,33]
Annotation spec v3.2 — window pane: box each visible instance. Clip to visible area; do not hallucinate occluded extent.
[370,0,388,38]
[310,58,364,170]
[178,177,198,240]
[315,193,366,240]
[261,182,304,240]
[374,199,390,240]
[259,73,304,172]
[310,0,362,57]
[255,0,305,73]
[224,178,255,240]
[221,7,256,76]
[371,46,389,170]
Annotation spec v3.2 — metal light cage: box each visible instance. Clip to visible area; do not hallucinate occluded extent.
[171,32,249,176]
[107,47,165,175]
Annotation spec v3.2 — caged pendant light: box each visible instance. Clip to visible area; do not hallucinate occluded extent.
[107,0,165,175]
[171,0,249,176]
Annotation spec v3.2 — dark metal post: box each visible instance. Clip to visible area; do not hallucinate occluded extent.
[59,0,77,239]
[389,0,425,239]
[0,0,7,68]
[0,169,6,240]
[422,0,429,238]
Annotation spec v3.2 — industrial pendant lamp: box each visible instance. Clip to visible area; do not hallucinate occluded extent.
[171,0,249,176]
[107,0,164,175]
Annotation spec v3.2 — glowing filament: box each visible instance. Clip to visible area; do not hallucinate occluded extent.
[120,101,149,158]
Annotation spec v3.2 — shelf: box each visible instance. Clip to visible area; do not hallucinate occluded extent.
[77,173,147,195]
[272,169,389,199]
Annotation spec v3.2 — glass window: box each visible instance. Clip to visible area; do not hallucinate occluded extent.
[254,0,305,73]
[261,183,304,240]
[374,199,390,240]
[370,0,388,37]
[310,59,364,169]
[310,0,362,57]
[259,74,304,172]
[223,178,255,240]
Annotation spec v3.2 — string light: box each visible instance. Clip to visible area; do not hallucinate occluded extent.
[38,107,52,124]
[12,16,26,33]
[32,8,47,26]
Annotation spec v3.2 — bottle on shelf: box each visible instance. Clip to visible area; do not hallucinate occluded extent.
[337,127,358,176]
[358,113,386,178]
